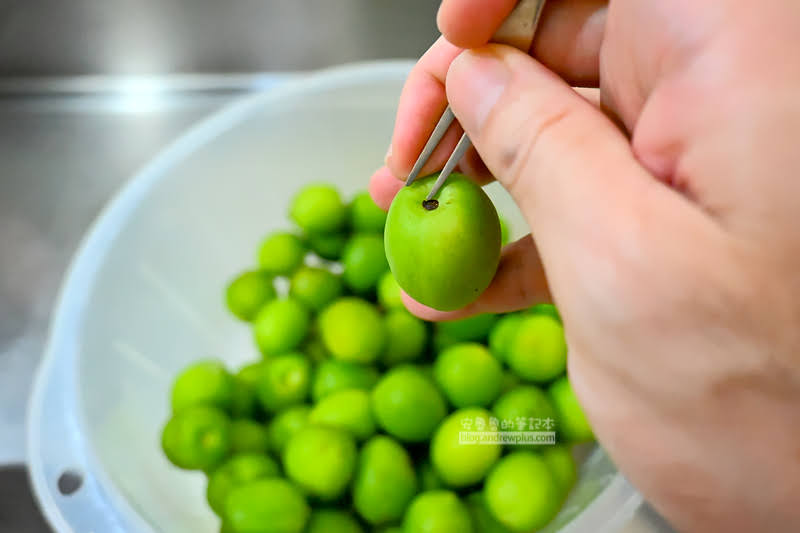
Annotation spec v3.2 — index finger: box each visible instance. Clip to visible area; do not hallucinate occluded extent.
[437,0,519,49]
[386,37,466,180]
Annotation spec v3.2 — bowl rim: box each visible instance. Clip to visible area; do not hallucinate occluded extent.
[26,59,642,533]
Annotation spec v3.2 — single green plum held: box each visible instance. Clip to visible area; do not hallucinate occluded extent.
[384,174,501,311]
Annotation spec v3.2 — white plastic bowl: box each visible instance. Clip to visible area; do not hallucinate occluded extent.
[28,61,644,533]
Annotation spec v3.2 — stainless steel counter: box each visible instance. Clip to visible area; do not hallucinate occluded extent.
[0,0,439,75]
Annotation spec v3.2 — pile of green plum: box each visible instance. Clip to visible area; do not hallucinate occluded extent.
[161,183,594,533]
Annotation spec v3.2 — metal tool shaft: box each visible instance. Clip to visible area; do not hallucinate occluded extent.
[424,134,472,201]
[408,0,547,200]
[405,107,455,186]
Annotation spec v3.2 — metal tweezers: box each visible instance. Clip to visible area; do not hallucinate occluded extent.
[405,0,548,201]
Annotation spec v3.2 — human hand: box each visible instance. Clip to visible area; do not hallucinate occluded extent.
[370,1,800,531]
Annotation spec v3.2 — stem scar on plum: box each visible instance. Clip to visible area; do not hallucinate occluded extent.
[422,199,439,211]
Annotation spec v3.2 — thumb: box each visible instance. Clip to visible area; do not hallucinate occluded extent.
[445,46,686,312]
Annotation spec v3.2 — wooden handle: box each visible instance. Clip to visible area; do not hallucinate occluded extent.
[491,0,547,52]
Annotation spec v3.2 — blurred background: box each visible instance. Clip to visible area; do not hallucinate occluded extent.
[0,2,437,530]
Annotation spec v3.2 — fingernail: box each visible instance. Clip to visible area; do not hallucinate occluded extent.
[448,51,509,134]
[384,144,393,165]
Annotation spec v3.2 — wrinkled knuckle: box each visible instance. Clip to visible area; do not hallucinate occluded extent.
[486,101,575,196]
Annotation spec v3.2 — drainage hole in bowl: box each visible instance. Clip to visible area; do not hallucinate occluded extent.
[57,470,83,496]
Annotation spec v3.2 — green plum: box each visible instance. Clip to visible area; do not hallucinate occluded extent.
[289,267,343,312]
[377,271,403,310]
[371,366,447,442]
[385,174,501,311]
[430,408,501,487]
[433,343,503,408]
[349,191,387,233]
[318,298,385,363]
[266,405,310,454]
[417,459,445,492]
[252,298,311,356]
[437,314,498,343]
[342,234,389,294]
[311,360,379,402]
[487,314,523,362]
[257,232,306,276]
[541,445,578,498]
[483,452,561,532]
[306,509,364,533]
[161,406,230,471]
[492,385,557,448]
[498,214,511,246]
[225,271,276,321]
[505,314,567,383]
[402,491,473,533]
[466,492,510,533]
[283,425,357,501]
[171,360,234,413]
[548,376,594,443]
[225,478,310,533]
[206,453,280,515]
[383,308,428,365]
[307,232,348,261]
[528,303,562,323]
[256,354,311,412]
[308,388,376,441]
[290,184,347,235]
[229,419,270,454]
[352,435,417,525]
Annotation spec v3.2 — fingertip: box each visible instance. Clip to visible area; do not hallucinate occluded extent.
[369,166,404,211]
[401,291,473,321]
[437,0,517,49]
[390,37,462,178]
